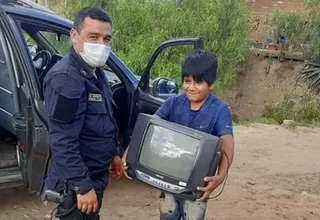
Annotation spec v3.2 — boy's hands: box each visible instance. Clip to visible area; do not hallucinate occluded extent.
[197,134,234,201]
[121,148,132,180]
[197,174,225,201]
[109,156,123,179]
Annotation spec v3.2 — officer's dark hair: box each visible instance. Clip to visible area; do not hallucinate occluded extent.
[181,49,218,86]
[73,7,112,32]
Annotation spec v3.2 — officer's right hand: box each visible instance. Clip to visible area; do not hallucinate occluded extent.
[121,148,132,180]
[77,188,98,214]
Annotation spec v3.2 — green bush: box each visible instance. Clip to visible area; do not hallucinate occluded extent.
[268,0,320,97]
[268,11,310,48]
[305,0,320,63]
[262,92,320,125]
[300,61,320,95]
[262,93,296,124]
[48,0,250,88]
[268,0,320,59]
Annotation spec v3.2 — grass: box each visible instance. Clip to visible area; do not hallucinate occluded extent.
[234,118,279,126]
[234,118,320,129]
[232,90,320,128]
[47,0,251,89]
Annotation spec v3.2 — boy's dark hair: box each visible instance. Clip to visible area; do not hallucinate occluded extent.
[73,7,112,32]
[181,49,218,86]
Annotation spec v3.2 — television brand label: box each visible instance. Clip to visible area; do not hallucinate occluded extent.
[136,170,185,192]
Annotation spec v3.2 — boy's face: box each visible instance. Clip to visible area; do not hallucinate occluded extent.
[183,76,212,103]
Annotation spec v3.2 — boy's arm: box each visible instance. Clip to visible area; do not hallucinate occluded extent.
[197,104,234,201]
[217,135,234,177]
[215,104,234,177]
[154,96,175,120]
[121,146,132,180]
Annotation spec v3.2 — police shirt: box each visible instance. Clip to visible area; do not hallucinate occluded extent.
[43,48,118,194]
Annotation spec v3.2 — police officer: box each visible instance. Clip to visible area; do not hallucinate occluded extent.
[43,7,122,219]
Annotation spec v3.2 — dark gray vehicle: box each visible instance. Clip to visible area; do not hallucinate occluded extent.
[0,0,203,196]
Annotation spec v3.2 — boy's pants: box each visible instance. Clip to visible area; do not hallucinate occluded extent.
[159,192,207,220]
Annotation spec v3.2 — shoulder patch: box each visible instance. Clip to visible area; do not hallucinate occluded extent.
[51,93,80,124]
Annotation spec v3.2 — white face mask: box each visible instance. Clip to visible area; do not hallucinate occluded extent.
[79,42,111,67]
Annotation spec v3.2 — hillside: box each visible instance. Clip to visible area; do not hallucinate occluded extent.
[247,0,306,42]
[223,0,316,121]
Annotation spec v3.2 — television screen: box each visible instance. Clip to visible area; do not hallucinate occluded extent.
[126,113,222,200]
[139,124,200,182]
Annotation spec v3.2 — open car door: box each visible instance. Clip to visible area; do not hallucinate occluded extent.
[0,5,49,194]
[126,37,204,144]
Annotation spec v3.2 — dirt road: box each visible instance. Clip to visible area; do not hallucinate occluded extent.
[1,123,319,220]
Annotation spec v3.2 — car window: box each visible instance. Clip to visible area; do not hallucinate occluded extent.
[103,68,120,84]
[0,37,5,64]
[0,27,15,131]
[149,45,194,86]
[22,30,38,59]
[17,21,122,87]
[39,31,120,84]
[39,31,71,56]
[0,31,12,92]
[18,22,69,57]
[38,30,121,83]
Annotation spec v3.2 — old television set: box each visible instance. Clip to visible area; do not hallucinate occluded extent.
[126,113,223,200]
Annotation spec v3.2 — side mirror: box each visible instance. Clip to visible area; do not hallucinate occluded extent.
[152,78,179,99]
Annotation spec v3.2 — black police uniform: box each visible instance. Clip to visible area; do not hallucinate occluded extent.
[43,47,119,219]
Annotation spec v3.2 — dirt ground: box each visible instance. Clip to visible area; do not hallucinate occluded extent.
[2,1,319,220]
[219,57,307,119]
[1,123,319,220]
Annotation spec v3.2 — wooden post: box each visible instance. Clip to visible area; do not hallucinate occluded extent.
[250,48,308,61]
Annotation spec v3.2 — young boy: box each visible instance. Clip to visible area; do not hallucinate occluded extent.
[122,49,234,219]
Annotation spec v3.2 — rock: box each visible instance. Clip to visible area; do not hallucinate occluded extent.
[301,191,318,200]
[43,214,52,220]
[23,214,31,219]
[282,120,295,125]
[267,189,294,198]
[296,217,307,220]
[248,181,256,186]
